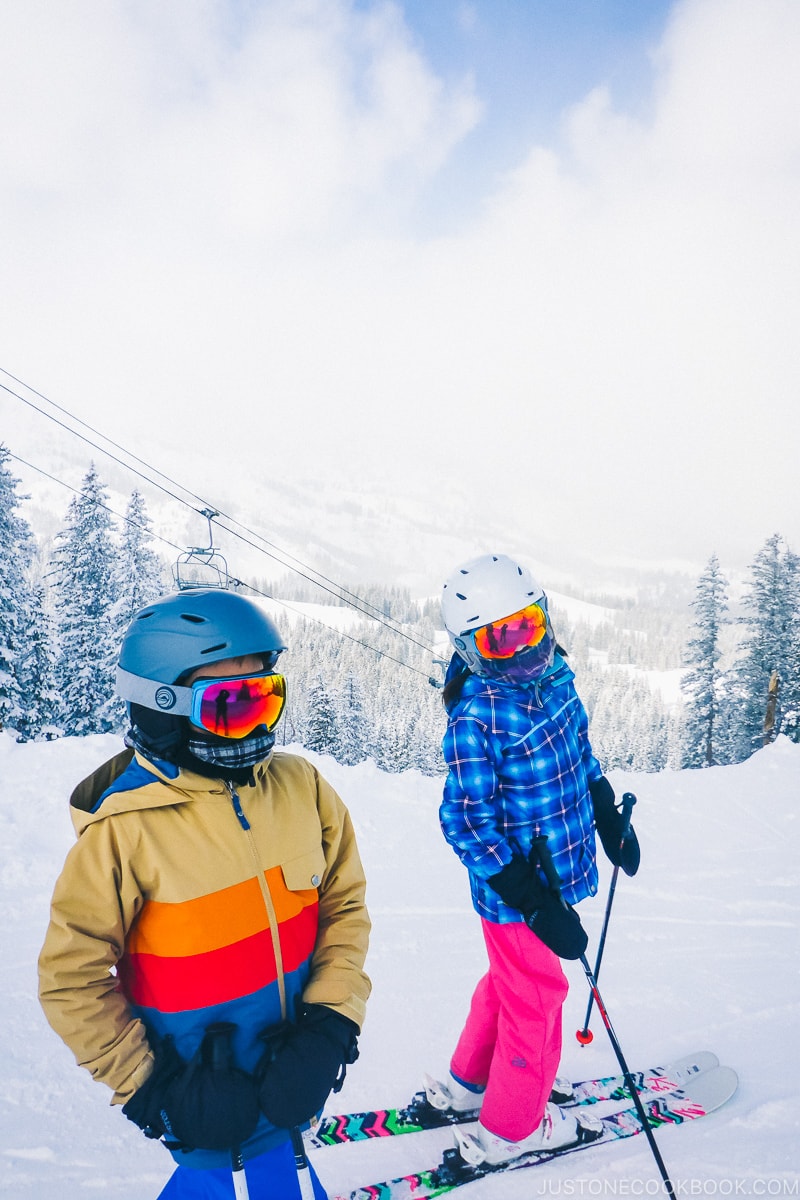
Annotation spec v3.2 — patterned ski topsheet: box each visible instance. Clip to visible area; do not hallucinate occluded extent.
[308,1050,719,1149]
[327,1065,738,1200]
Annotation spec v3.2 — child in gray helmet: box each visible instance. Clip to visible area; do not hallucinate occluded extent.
[39,588,371,1199]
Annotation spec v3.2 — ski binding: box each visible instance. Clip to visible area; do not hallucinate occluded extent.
[451,1109,604,1169]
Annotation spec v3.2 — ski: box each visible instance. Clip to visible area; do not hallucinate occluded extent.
[329,1065,738,1200]
[307,1050,719,1148]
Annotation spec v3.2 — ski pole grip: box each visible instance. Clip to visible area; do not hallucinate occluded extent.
[531,834,563,897]
[201,1021,236,1071]
[620,792,637,836]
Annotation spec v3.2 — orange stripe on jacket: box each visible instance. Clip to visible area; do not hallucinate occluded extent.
[127,866,318,957]
[118,903,319,1012]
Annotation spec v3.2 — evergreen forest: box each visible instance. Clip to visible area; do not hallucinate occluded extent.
[2,445,798,775]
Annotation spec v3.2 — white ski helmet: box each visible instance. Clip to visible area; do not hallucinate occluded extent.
[441,553,555,681]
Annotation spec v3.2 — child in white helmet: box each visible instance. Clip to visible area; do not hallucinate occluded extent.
[431,554,639,1166]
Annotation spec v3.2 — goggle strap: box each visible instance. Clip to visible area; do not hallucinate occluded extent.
[116,667,194,717]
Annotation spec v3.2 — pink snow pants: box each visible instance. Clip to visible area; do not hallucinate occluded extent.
[450,918,569,1142]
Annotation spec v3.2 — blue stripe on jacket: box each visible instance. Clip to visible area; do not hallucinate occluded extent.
[440,656,603,918]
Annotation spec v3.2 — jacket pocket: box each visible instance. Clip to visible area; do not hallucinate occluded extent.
[281,846,327,893]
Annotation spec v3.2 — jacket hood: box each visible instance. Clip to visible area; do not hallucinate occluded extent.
[69,747,270,835]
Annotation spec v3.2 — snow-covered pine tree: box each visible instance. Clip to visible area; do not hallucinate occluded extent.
[303,674,339,757]
[682,553,729,767]
[409,687,446,775]
[51,464,124,735]
[665,705,685,770]
[115,489,166,622]
[372,710,411,772]
[778,545,800,742]
[14,584,61,741]
[729,534,799,760]
[0,445,37,734]
[586,667,670,772]
[406,714,439,775]
[335,672,368,766]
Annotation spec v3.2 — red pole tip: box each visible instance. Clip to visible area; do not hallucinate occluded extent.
[576,1028,594,1045]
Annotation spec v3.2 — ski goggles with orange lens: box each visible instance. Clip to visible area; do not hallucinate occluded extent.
[471,602,549,661]
[190,672,286,738]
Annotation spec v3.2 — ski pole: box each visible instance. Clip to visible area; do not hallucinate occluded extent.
[255,1020,315,1198]
[290,1126,316,1200]
[577,792,637,1045]
[533,838,676,1198]
[231,1147,250,1200]
[202,1023,251,1200]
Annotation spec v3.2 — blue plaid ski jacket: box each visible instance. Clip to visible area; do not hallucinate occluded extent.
[441,655,603,919]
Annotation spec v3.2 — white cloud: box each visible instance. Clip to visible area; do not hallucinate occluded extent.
[1,0,799,574]
[650,0,800,178]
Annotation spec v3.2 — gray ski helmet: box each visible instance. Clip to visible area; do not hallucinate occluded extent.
[116,589,287,713]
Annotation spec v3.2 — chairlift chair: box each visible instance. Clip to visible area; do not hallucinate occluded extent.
[172,508,232,591]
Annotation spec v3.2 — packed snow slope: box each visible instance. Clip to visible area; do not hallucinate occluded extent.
[1,733,798,1199]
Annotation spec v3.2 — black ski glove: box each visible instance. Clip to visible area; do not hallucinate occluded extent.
[122,1024,260,1152]
[487,856,546,913]
[257,1004,359,1130]
[590,777,640,876]
[488,857,588,961]
[122,1036,183,1140]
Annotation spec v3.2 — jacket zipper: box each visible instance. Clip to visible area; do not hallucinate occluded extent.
[227,783,288,1022]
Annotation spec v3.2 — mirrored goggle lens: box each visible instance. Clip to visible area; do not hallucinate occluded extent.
[190,673,286,738]
[472,603,548,660]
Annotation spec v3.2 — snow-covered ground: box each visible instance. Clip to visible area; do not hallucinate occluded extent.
[256,597,372,633]
[549,590,619,629]
[2,732,798,1199]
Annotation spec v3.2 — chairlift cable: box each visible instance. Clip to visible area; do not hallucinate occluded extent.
[0,370,438,655]
[7,450,435,682]
[0,366,430,632]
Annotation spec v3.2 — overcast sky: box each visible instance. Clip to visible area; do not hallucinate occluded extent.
[2,0,799,578]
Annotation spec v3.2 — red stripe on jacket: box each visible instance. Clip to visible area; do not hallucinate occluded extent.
[118,902,319,1012]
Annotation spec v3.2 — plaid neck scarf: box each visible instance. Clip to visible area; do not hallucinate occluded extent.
[186,728,276,769]
[126,721,275,777]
